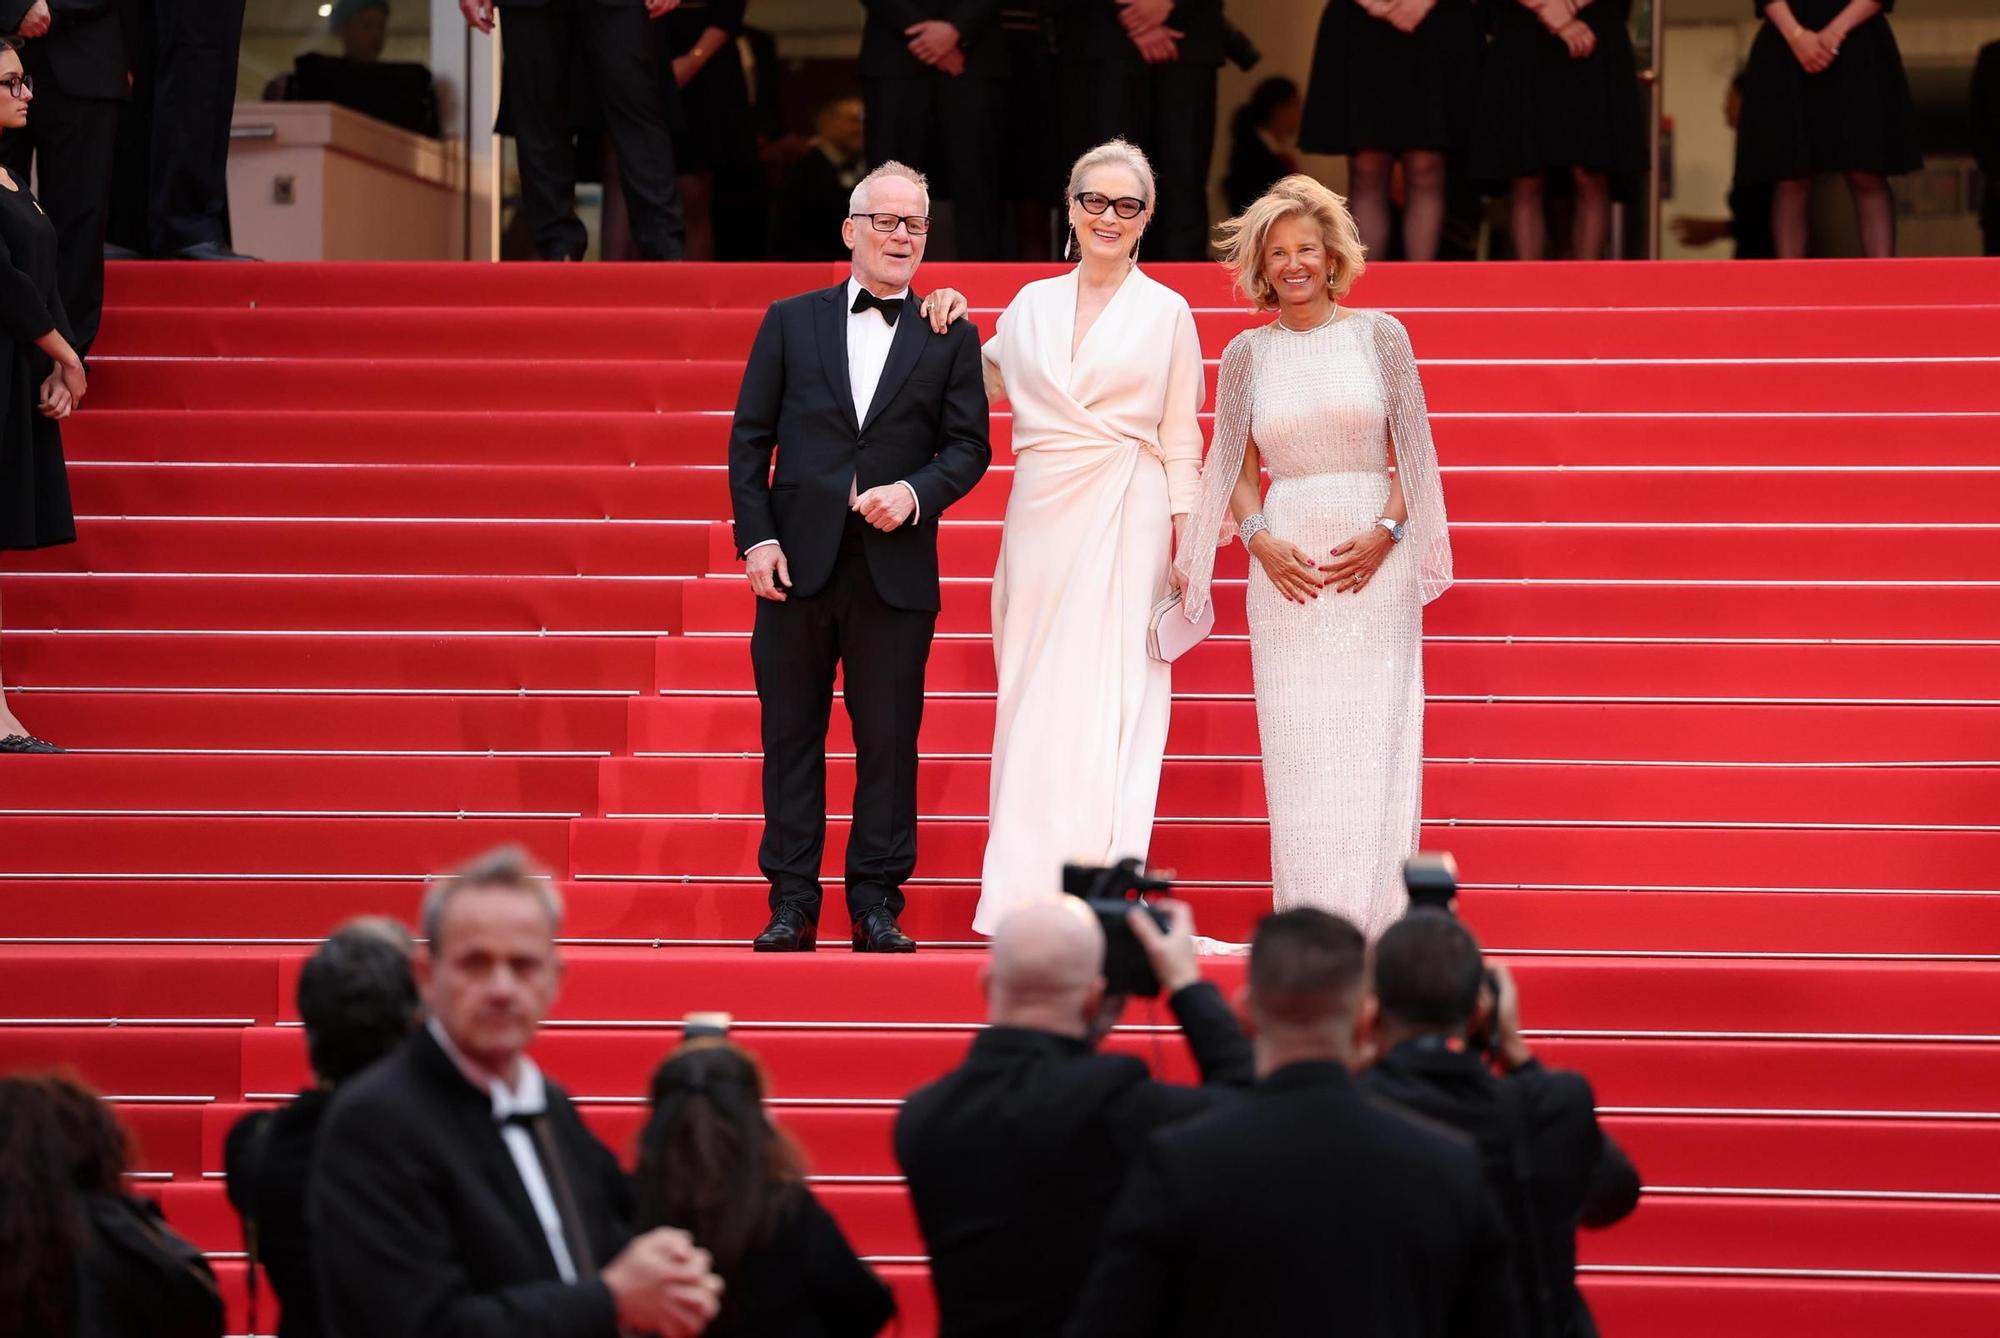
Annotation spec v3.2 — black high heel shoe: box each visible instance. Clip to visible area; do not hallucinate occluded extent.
[0,733,64,754]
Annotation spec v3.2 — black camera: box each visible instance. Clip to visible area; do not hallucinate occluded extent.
[1064,858,1172,998]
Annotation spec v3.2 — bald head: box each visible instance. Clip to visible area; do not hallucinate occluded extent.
[986,898,1106,1037]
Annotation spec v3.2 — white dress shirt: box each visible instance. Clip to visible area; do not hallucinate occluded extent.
[428,1019,579,1284]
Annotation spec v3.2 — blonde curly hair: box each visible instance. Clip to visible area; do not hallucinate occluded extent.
[1214,175,1368,310]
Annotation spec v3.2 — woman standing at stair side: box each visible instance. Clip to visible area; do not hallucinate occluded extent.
[964,139,1208,935]
[0,37,83,754]
[1178,177,1452,940]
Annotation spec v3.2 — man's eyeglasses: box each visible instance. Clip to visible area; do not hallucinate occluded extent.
[1074,191,1145,220]
[851,212,931,236]
[0,76,32,98]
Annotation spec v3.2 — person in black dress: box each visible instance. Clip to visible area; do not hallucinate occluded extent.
[1470,0,1646,259]
[634,1040,895,1338]
[659,0,760,260]
[1223,75,1301,217]
[0,38,81,754]
[1300,0,1481,261]
[1736,0,1920,258]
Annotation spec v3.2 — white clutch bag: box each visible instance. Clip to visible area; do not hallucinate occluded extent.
[1147,592,1215,663]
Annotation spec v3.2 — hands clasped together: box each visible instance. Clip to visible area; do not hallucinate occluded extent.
[1248,524,1394,603]
[40,359,85,421]
[1524,0,1595,60]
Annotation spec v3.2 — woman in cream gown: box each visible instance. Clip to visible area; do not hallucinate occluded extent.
[1179,177,1452,939]
[970,141,1207,935]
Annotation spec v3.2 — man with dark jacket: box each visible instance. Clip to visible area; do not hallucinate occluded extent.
[1064,909,1522,1338]
[1360,911,1643,1338]
[895,895,1252,1338]
[0,0,129,350]
[310,846,722,1338]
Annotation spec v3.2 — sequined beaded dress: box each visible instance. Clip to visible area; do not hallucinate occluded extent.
[1178,310,1451,938]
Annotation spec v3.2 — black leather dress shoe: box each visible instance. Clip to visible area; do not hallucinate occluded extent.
[103,242,146,260]
[852,907,916,953]
[165,241,259,261]
[0,733,63,754]
[753,906,817,952]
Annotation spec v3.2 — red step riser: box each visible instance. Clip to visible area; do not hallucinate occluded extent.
[658,635,2000,701]
[0,817,573,879]
[1582,1278,2000,1338]
[600,758,2000,827]
[101,258,2000,310]
[0,755,603,816]
[0,1028,243,1098]
[631,698,2000,765]
[92,305,2000,361]
[67,409,2000,468]
[571,817,2000,894]
[85,355,2000,413]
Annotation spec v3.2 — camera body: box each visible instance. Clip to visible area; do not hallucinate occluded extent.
[1063,858,1172,998]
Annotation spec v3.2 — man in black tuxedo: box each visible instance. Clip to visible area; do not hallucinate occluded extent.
[773,95,866,261]
[1,0,129,347]
[858,1,1005,260]
[460,0,683,261]
[895,896,1252,1337]
[310,846,722,1338]
[1064,909,1523,1338]
[1050,0,1223,260]
[729,161,991,954]
[1361,912,1641,1338]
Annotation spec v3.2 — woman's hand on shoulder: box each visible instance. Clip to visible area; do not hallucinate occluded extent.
[1249,531,1323,604]
[921,288,970,333]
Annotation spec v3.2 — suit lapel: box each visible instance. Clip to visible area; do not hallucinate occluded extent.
[414,1031,562,1277]
[815,284,859,434]
[861,286,929,433]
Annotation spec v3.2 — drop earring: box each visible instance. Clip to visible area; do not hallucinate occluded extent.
[1063,227,1076,262]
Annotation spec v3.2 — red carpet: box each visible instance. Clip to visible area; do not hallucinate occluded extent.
[1,258,1998,1334]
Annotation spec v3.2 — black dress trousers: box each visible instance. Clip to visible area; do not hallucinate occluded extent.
[751,512,936,921]
[498,0,685,260]
[149,0,247,254]
[864,72,1003,261]
[1058,57,1216,261]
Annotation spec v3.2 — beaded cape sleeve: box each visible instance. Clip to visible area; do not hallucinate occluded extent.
[1368,309,1453,605]
[1174,328,1255,622]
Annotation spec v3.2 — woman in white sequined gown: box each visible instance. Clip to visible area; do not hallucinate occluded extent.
[1179,177,1452,939]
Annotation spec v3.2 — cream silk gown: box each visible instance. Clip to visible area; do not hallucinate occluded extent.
[1179,310,1452,939]
[973,268,1206,935]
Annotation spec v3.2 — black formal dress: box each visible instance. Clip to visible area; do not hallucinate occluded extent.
[1469,0,1646,187]
[496,0,684,260]
[729,284,990,923]
[0,0,127,353]
[893,982,1253,1338]
[658,0,762,258]
[0,173,77,553]
[640,1185,894,1338]
[860,1,1006,261]
[774,145,865,261]
[1051,0,1222,261]
[1362,1042,1641,1338]
[223,1092,331,1338]
[1299,0,1483,158]
[1736,0,1920,187]
[309,1027,636,1338]
[1064,1060,1525,1338]
[1977,42,2000,256]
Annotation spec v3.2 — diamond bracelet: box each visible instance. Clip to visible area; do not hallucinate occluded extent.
[1239,513,1270,546]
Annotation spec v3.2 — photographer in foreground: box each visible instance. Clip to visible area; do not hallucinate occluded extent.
[1362,910,1642,1338]
[894,886,1251,1338]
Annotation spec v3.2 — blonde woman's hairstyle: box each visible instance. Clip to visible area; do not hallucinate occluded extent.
[1215,175,1368,310]
[1066,138,1157,212]
[849,160,931,215]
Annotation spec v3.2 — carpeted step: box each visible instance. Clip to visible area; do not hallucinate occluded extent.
[0,1027,241,1096]
[0,816,571,880]
[1582,1278,2000,1338]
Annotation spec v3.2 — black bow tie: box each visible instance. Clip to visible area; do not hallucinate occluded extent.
[851,288,904,325]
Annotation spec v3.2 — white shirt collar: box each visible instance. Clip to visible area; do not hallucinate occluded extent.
[428,1017,547,1120]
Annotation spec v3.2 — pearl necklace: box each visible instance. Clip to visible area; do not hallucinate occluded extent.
[1277,304,1341,335]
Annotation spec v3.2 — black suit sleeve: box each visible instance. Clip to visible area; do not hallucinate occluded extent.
[899,319,992,521]
[0,1,31,31]
[1580,1135,1643,1229]
[50,0,120,17]
[946,0,1004,47]
[1167,981,1255,1087]
[1058,1141,1181,1338]
[728,303,787,556]
[798,1192,897,1338]
[1449,1170,1527,1338]
[860,0,933,33]
[310,1098,619,1338]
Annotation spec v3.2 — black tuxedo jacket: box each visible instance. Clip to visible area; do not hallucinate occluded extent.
[309,1027,635,1338]
[728,282,991,612]
[1362,1045,1641,1338]
[0,0,129,100]
[893,982,1253,1338]
[1046,0,1225,69]
[858,0,1007,79]
[1064,1061,1525,1338]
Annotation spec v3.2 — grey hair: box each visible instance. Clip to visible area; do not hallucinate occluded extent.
[849,160,930,215]
[1067,138,1157,212]
[420,844,563,952]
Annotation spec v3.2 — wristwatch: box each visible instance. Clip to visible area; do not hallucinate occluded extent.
[1376,517,1406,543]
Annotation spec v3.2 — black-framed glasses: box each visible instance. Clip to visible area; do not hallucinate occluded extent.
[850,212,931,236]
[1074,191,1144,219]
[0,75,31,98]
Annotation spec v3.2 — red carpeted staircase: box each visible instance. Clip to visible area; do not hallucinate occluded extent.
[3,258,1999,1335]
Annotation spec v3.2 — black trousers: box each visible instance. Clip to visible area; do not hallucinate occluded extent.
[500,1,684,260]
[0,95,118,355]
[752,516,935,921]
[864,74,1002,261]
[1059,58,1218,261]
[150,0,247,254]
